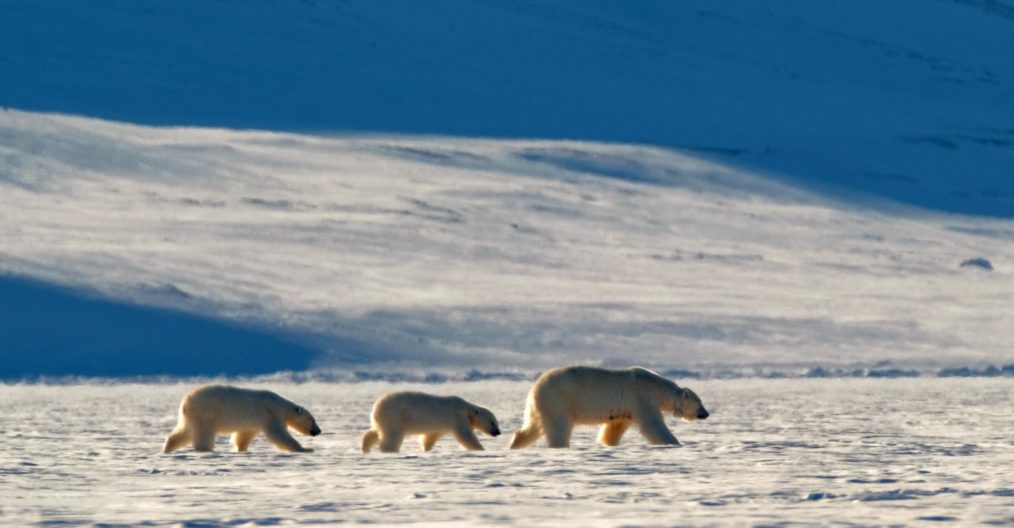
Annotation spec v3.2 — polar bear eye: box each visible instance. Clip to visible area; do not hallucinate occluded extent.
[296,407,304,415]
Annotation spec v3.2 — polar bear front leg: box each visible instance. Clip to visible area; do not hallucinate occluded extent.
[232,430,258,452]
[265,423,311,453]
[420,433,443,452]
[453,423,485,451]
[635,410,680,446]
[598,420,631,447]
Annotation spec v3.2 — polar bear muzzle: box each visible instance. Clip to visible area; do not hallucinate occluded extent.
[676,388,709,421]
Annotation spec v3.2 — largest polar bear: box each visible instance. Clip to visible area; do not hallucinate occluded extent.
[509,366,708,449]
[163,385,321,453]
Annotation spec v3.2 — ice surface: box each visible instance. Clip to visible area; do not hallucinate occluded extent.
[2,378,1012,526]
[2,110,1012,377]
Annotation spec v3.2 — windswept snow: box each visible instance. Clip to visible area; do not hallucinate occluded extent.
[2,378,1012,526]
[1,110,1011,377]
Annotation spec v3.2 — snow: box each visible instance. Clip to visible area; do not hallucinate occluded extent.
[2,110,1012,378]
[2,1,1014,216]
[0,108,1009,376]
[2,378,1012,525]
[3,1,1014,524]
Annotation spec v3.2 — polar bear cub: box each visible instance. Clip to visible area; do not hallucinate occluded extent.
[361,391,501,453]
[163,385,321,454]
[509,366,708,449]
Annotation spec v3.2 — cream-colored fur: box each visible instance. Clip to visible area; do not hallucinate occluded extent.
[162,385,321,454]
[361,392,501,453]
[509,366,708,449]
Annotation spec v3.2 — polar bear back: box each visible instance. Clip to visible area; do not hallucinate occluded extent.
[371,392,471,434]
[529,366,677,424]
[183,385,293,433]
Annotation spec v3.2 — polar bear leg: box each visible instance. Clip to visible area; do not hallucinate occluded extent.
[232,430,257,452]
[508,424,542,449]
[191,425,216,452]
[543,417,574,448]
[598,420,631,446]
[420,433,442,451]
[378,429,404,453]
[163,427,191,454]
[453,423,485,451]
[636,412,680,446]
[361,429,380,453]
[265,423,310,453]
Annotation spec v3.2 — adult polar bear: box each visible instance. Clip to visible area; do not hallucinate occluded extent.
[163,385,321,453]
[362,392,501,453]
[509,366,709,449]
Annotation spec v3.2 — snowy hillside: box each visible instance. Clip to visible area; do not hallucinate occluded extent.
[2,110,1011,378]
[2,0,1013,216]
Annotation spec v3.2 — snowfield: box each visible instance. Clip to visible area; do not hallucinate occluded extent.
[2,110,1012,377]
[2,379,1012,526]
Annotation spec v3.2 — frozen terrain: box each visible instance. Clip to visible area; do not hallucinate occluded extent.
[2,110,1012,378]
[2,378,1012,526]
[3,0,1014,216]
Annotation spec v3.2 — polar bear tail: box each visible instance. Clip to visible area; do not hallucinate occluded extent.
[361,429,380,453]
[509,400,543,449]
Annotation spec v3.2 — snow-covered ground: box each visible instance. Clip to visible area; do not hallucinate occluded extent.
[2,110,1012,378]
[3,1,1014,216]
[2,378,1012,526]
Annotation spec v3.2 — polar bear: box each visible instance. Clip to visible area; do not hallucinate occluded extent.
[509,366,708,449]
[162,385,321,454]
[361,391,501,453]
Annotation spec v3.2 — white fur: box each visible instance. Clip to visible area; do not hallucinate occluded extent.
[162,385,320,454]
[509,366,708,449]
[361,391,501,453]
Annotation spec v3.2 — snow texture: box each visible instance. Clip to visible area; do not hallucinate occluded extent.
[2,110,1012,377]
[2,379,1012,526]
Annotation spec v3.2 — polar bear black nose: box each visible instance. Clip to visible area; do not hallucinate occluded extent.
[491,426,501,437]
[698,410,709,420]
[311,425,322,436]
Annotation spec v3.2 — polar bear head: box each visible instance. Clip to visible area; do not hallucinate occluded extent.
[286,404,322,437]
[468,405,501,437]
[674,387,709,422]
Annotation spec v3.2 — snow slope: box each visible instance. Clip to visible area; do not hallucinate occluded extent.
[2,0,1013,216]
[2,110,1011,377]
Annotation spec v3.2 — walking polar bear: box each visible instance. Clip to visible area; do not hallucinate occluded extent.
[163,385,321,454]
[361,392,501,453]
[509,366,709,449]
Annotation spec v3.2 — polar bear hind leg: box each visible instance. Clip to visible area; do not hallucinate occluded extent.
[190,425,216,452]
[163,427,192,454]
[378,427,405,453]
[361,429,380,453]
[509,399,544,449]
[420,433,442,451]
[598,420,631,446]
[508,422,542,449]
[543,416,574,448]
[232,430,257,452]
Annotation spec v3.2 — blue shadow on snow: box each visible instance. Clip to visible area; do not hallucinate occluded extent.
[0,276,319,379]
